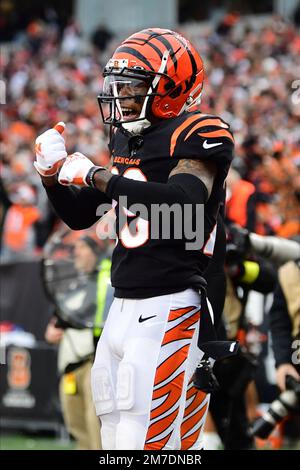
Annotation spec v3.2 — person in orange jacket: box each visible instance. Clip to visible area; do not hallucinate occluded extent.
[1,183,40,261]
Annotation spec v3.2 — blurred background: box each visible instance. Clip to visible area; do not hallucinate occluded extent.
[0,0,300,451]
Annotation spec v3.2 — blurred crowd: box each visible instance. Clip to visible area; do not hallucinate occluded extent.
[1,13,300,260]
[185,13,300,238]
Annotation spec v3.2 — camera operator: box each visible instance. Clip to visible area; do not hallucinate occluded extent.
[270,258,300,390]
[249,257,300,442]
[45,235,112,450]
[206,223,277,450]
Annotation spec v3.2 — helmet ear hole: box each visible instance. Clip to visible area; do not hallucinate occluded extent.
[169,85,182,99]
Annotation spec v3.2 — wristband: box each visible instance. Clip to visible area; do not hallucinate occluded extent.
[86,166,105,188]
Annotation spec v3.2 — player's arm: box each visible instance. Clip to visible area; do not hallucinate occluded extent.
[90,158,216,197]
[44,183,110,230]
[94,164,213,211]
[87,158,216,211]
[169,158,216,196]
[56,152,215,213]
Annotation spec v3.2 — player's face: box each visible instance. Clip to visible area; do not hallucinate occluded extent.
[103,76,149,121]
[118,81,148,120]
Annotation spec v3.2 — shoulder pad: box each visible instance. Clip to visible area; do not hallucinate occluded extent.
[170,113,234,163]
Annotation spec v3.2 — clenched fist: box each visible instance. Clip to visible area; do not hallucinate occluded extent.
[58,152,96,186]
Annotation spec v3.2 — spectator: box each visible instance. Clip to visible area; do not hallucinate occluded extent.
[1,183,40,262]
[44,235,104,450]
[91,24,113,52]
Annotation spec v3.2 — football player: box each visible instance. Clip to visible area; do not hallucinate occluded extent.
[34,28,235,450]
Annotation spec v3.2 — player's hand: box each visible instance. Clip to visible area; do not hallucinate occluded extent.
[276,363,300,391]
[34,122,67,177]
[58,152,94,186]
[45,322,64,344]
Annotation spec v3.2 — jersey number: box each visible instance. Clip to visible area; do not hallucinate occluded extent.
[111,167,149,248]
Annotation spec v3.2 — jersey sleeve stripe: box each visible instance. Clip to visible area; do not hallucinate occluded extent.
[198,128,234,143]
[184,118,229,141]
[170,114,208,156]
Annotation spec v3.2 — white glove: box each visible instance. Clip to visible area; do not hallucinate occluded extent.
[58,152,95,186]
[34,122,67,177]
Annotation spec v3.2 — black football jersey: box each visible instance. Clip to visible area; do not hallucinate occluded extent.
[109,111,234,298]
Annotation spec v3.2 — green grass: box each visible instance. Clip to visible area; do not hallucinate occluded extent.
[0,433,75,450]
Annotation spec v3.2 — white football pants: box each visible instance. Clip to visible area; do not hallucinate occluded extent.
[91,288,209,450]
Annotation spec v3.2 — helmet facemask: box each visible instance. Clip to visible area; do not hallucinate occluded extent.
[98,52,174,134]
[98,73,153,134]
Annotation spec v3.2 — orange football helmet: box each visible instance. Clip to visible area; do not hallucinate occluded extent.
[98,28,204,132]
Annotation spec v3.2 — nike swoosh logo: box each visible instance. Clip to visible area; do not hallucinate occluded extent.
[203,140,223,149]
[138,314,157,323]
